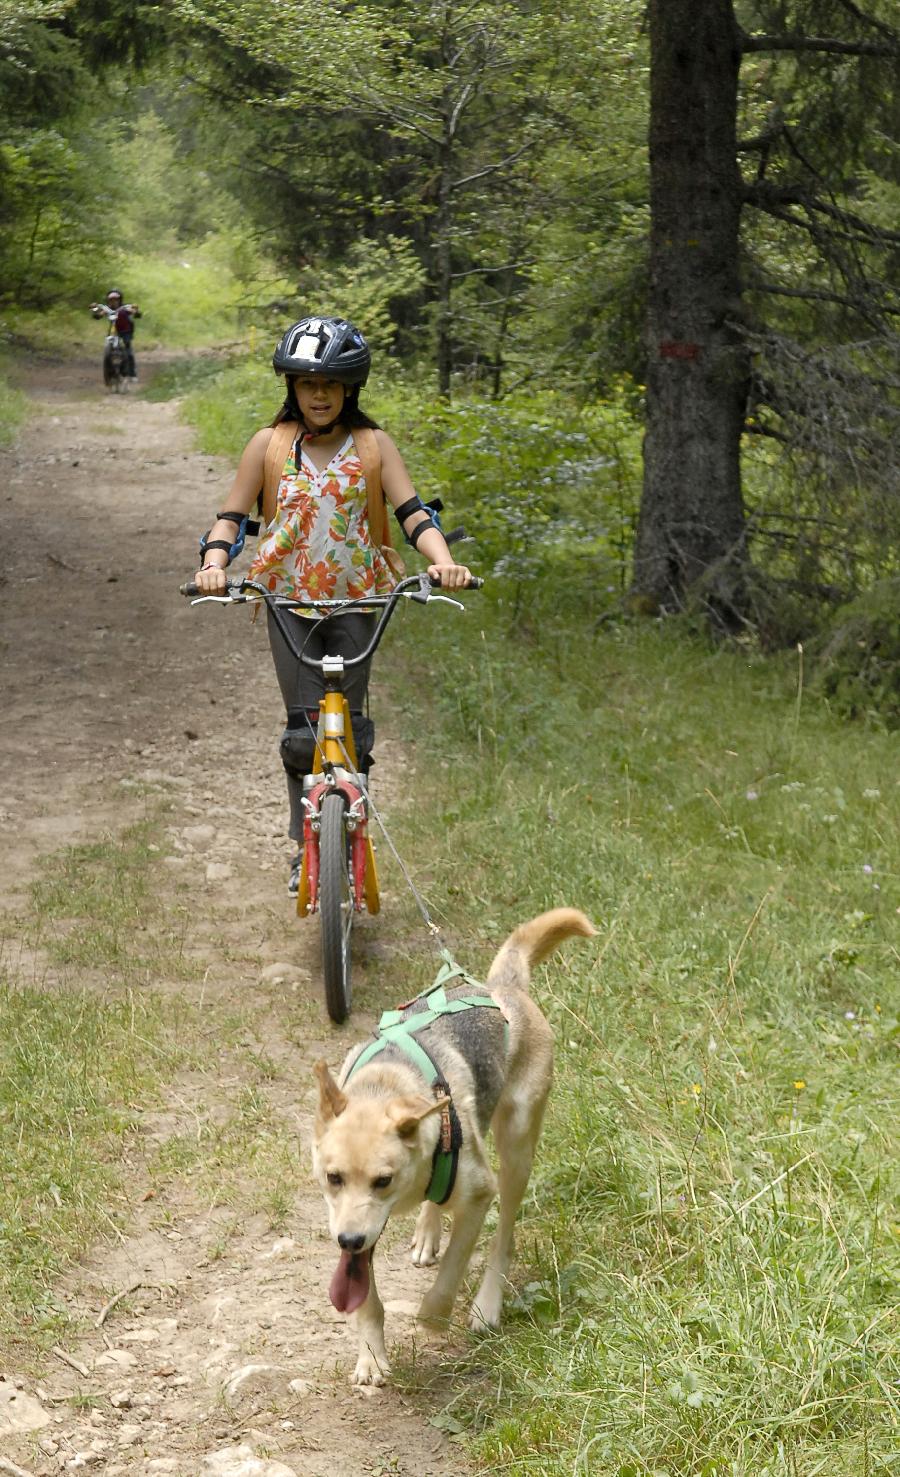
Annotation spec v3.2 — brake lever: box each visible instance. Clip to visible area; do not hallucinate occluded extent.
[427,594,466,610]
[189,593,255,607]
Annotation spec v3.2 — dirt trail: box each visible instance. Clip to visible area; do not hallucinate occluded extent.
[0,353,475,1476]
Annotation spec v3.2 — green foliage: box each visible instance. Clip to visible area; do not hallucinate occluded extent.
[375,374,644,615]
[294,235,426,357]
[813,578,900,726]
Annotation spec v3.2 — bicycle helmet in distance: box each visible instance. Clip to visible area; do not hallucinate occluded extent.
[106,288,123,302]
[272,317,371,386]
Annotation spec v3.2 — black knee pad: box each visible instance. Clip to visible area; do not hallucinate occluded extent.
[350,712,376,773]
[279,710,376,777]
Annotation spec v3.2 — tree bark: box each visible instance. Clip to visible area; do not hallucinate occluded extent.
[633,0,751,625]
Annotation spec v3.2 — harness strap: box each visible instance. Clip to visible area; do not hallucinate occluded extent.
[345,959,506,1205]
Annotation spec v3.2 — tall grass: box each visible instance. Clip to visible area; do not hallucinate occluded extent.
[386,612,899,1475]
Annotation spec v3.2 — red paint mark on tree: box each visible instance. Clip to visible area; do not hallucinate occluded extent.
[659,340,701,360]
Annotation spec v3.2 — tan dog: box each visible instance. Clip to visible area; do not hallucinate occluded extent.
[313,907,595,1384]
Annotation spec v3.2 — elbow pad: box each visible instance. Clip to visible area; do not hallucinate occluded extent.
[393,496,444,546]
[198,511,260,563]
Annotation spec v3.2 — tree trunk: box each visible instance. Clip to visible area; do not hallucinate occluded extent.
[633,0,750,626]
[435,100,454,398]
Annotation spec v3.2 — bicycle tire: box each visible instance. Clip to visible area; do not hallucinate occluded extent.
[103,349,124,390]
[319,791,353,1023]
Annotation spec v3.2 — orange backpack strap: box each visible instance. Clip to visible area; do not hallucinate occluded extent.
[262,420,300,526]
[351,426,387,549]
[353,427,405,578]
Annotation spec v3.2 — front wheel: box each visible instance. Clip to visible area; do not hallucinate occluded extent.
[318,791,353,1023]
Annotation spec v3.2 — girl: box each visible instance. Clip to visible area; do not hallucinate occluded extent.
[194,315,472,894]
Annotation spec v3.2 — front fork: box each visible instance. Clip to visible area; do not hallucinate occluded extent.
[295,691,380,917]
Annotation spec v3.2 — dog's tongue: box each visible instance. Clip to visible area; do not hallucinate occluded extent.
[329,1248,371,1314]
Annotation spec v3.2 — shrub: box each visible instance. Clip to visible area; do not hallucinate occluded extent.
[813,577,900,725]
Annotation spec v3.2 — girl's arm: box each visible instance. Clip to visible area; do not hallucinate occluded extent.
[376,430,472,590]
[195,427,273,594]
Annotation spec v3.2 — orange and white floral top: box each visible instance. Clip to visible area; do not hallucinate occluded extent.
[247,432,397,602]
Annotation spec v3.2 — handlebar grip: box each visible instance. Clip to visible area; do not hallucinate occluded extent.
[427,575,484,590]
[180,577,242,597]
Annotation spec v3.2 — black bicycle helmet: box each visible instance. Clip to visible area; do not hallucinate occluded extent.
[272,316,371,386]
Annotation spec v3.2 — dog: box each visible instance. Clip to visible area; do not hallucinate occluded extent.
[312,907,595,1385]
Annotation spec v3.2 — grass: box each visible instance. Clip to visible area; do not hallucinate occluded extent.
[0,812,195,1354]
[25,814,192,975]
[382,609,900,1475]
[0,349,28,446]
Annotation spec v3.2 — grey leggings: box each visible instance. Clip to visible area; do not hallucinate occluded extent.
[267,607,376,841]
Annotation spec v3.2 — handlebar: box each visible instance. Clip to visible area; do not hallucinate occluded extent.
[178,574,483,599]
[179,573,483,671]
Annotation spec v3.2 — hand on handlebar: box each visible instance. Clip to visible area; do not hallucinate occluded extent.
[195,561,229,595]
[426,561,473,591]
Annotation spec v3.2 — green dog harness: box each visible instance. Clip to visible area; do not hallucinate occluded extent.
[345,952,507,1204]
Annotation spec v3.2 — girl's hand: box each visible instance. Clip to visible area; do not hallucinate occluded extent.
[427,562,472,591]
[196,561,229,594]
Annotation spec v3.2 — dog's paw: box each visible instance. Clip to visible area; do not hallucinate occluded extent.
[468,1293,502,1333]
[410,1203,442,1266]
[352,1350,390,1386]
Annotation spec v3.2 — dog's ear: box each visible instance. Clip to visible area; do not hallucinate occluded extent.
[314,1060,347,1122]
[385,1094,446,1139]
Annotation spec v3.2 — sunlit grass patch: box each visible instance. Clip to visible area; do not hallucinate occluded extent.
[26,815,191,977]
[0,811,199,1353]
[0,979,184,1352]
[150,1075,303,1232]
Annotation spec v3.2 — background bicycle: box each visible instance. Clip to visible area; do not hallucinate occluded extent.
[90,294,140,390]
[180,571,481,1022]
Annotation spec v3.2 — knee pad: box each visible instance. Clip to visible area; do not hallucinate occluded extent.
[280,709,319,780]
[279,710,376,777]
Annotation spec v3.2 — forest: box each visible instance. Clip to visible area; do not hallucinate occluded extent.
[3,0,899,673]
[1,3,898,1475]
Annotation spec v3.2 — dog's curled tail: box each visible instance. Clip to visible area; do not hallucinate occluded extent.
[487,907,596,994]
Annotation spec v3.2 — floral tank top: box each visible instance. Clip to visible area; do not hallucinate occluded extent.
[246,432,397,602]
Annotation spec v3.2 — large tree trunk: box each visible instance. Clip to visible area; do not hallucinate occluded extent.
[633,0,750,626]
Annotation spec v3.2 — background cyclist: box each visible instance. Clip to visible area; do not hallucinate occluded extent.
[89,289,142,382]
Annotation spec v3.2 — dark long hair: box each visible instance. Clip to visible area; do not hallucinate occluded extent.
[270,381,379,431]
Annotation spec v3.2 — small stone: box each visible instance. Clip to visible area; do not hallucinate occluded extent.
[259,962,296,983]
[259,1238,297,1260]
[203,1445,297,1477]
[183,824,216,846]
[222,1364,289,1406]
[109,1389,133,1408]
[206,861,234,882]
[0,1374,51,1433]
[286,1378,314,1398]
[95,1348,138,1370]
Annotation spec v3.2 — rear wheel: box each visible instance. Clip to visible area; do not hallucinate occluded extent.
[103,346,124,390]
[319,791,353,1023]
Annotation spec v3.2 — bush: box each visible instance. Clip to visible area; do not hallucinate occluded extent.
[813,577,900,725]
